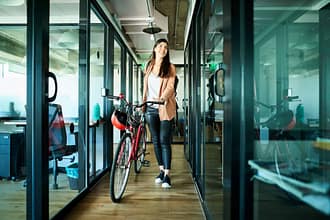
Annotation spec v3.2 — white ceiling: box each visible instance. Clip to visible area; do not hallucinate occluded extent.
[0,0,189,66]
[101,0,189,64]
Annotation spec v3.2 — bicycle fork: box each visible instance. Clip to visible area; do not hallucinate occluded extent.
[116,137,131,169]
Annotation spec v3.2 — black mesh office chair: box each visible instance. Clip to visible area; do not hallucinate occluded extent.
[48,103,77,189]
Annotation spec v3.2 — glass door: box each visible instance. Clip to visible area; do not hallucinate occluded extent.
[0,2,27,220]
[49,0,82,217]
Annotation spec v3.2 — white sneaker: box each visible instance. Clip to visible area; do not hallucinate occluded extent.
[155,171,164,184]
[161,175,171,188]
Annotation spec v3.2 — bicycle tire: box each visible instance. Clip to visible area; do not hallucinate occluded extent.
[109,133,132,203]
[134,125,147,173]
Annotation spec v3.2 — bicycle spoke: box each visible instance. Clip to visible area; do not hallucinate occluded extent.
[110,134,132,202]
[103,94,163,202]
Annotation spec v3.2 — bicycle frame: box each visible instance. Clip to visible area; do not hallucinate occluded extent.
[121,116,145,166]
[104,92,161,167]
[102,91,164,202]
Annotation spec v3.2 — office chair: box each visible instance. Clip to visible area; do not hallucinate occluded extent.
[48,103,77,189]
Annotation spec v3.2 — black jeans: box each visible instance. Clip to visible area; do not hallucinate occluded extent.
[145,107,173,169]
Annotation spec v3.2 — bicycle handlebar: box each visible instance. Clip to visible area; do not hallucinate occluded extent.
[104,94,121,101]
[102,92,164,109]
[255,95,300,110]
[134,100,165,109]
[285,95,299,102]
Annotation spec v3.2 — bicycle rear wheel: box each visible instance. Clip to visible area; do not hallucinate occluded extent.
[134,125,147,173]
[110,133,132,203]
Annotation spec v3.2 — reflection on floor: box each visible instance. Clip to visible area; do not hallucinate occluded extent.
[205,142,223,219]
[62,144,206,220]
[172,135,184,143]
[0,173,78,219]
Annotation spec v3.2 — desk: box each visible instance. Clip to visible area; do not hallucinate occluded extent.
[2,119,101,185]
[3,120,77,126]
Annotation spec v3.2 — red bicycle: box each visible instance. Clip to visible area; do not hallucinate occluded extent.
[103,93,163,202]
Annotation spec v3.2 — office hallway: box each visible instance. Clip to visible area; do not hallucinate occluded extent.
[62,144,205,220]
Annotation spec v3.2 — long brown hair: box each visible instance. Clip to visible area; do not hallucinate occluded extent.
[147,38,171,78]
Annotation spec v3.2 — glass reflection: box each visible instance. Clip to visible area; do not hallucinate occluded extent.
[0,3,27,220]
[132,62,139,104]
[251,1,330,219]
[113,40,121,147]
[172,66,184,143]
[49,0,80,217]
[126,55,130,102]
[203,0,223,219]
[89,9,105,181]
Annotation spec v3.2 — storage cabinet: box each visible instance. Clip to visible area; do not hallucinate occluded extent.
[0,132,25,180]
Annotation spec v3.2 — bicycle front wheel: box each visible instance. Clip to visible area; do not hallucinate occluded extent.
[110,133,132,203]
[134,125,147,173]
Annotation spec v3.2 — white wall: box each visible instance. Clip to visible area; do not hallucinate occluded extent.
[289,73,319,123]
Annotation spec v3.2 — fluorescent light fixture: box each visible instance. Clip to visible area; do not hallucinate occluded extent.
[0,0,24,6]
[58,30,79,50]
[143,26,161,34]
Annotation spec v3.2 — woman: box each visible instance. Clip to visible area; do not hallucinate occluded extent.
[143,38,176,188]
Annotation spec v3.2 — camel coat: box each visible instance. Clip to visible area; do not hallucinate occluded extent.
[143,63,176,121]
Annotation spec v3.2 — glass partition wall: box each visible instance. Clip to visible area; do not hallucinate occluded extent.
[184,1,224,219]
[203,0,224,219]
[113,40,122,146]
[126,54,131,102]
[48,0,81,217]
[251,1,330,219]
[172,66,184,143]
[89,9,105,181]
[132,62,139,104]
[0,0,138,218]
[0,3,27,220]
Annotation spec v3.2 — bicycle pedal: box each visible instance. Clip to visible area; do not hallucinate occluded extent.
[142,160,150,167]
